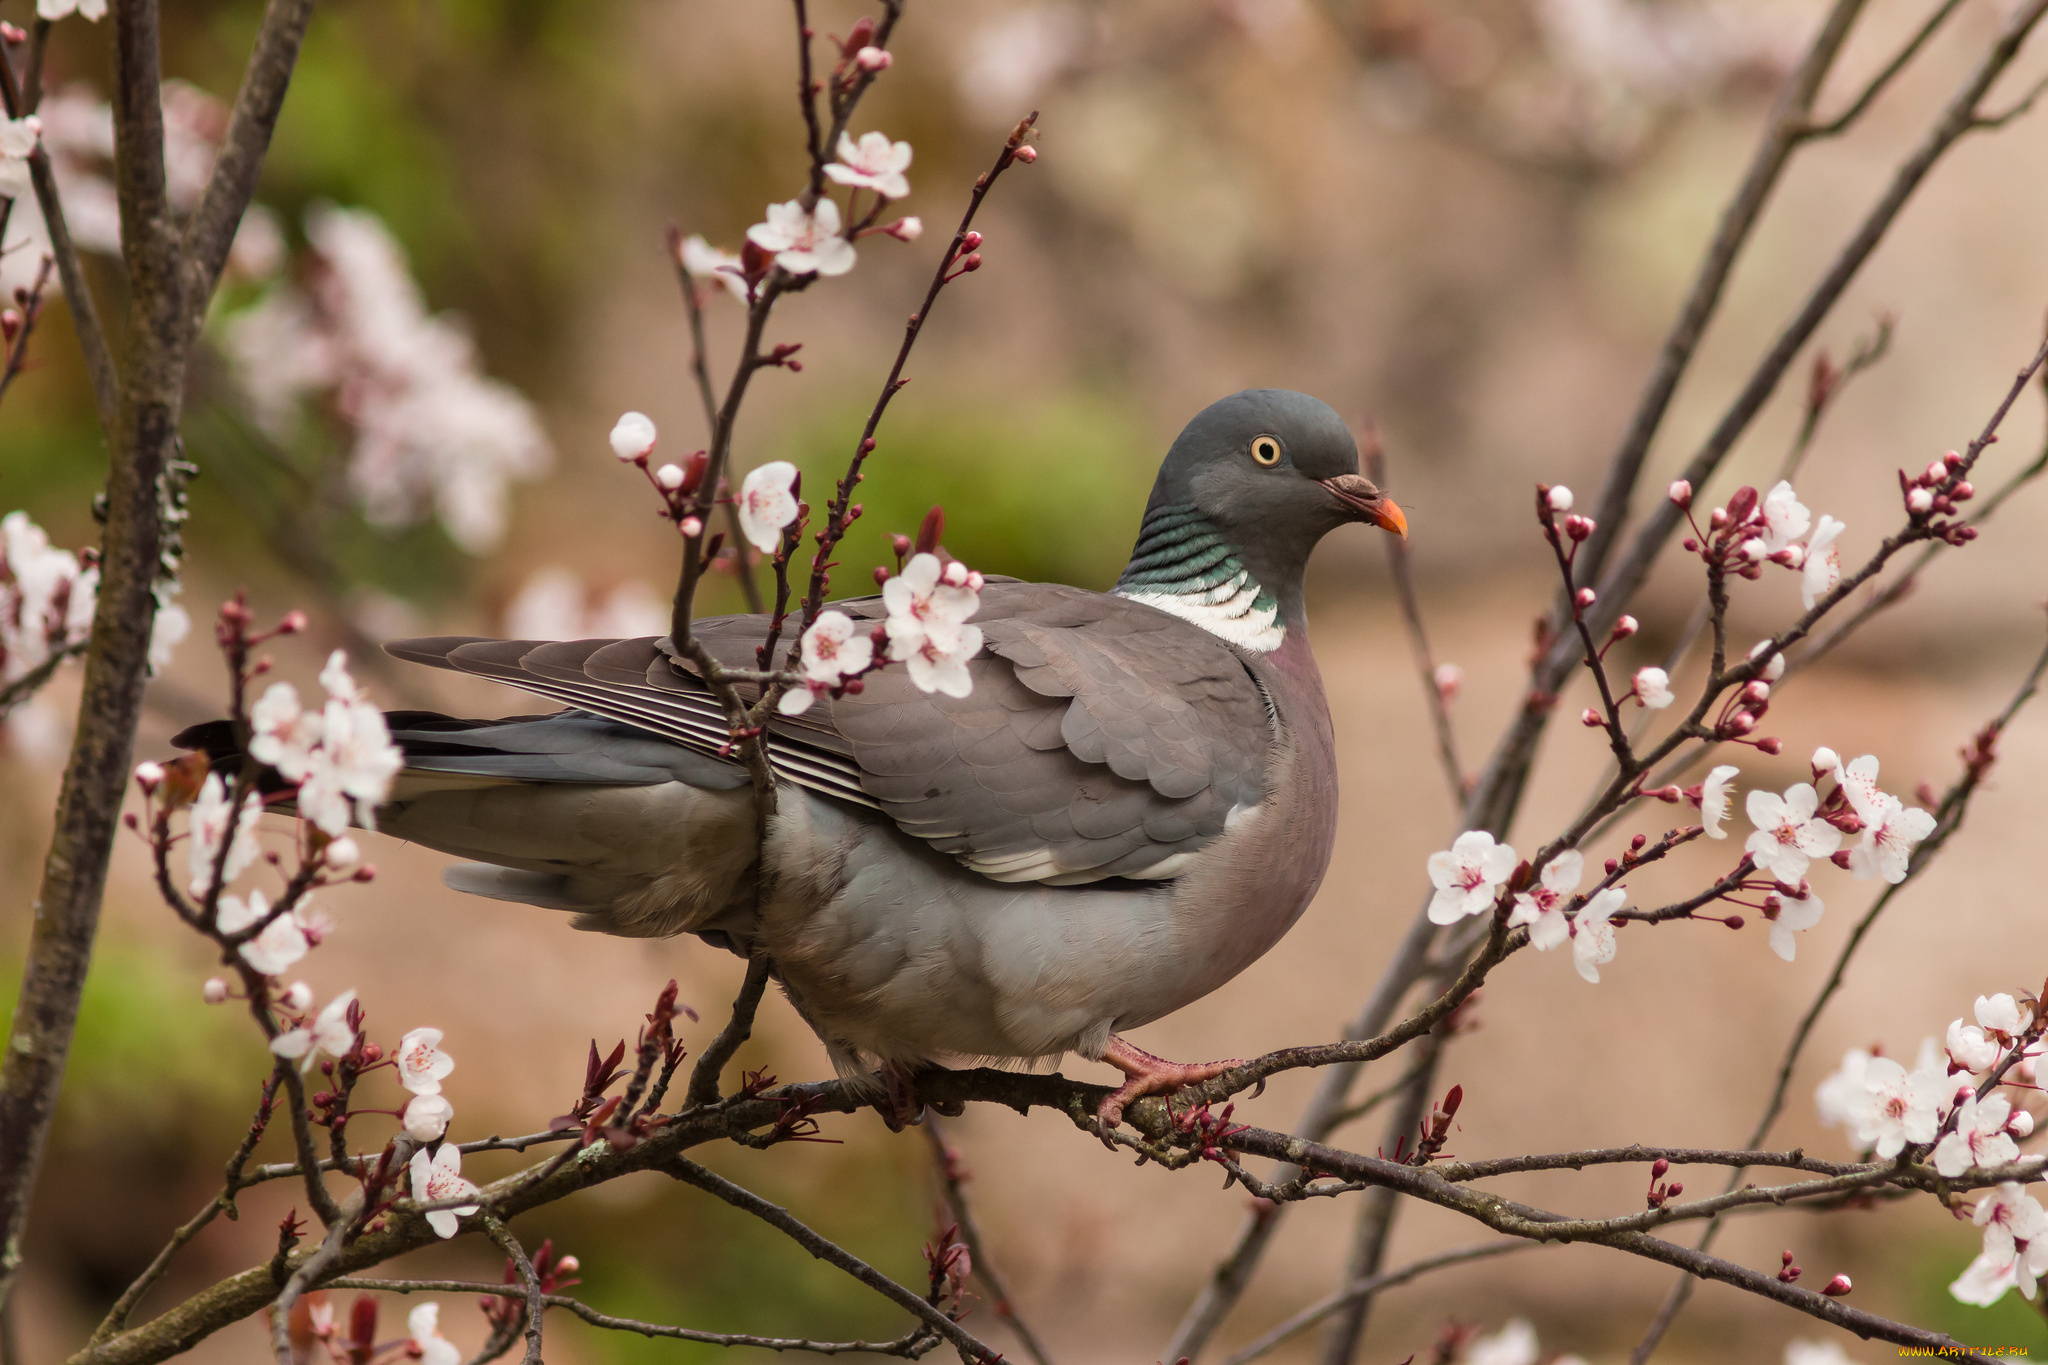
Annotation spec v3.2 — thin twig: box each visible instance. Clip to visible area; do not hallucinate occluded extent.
[924,1118,1055,1365]
[685,954,773,1107]
[480,1218,545,1365]
[665,1156,1002,1364]
[1362,428,1461,803]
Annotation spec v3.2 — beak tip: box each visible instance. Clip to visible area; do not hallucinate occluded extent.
[1376,499,1409,540]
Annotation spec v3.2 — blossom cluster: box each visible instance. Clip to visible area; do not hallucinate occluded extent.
[1427,742,1937,977]
[223,205,552,553]
[248,650,405,836]
[1815,993,2043,1306]
[1670,477,1843,610]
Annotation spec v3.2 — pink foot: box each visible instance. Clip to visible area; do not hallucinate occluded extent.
[1096,1035,1243,1130]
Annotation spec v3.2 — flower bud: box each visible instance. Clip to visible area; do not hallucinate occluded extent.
[961,231,983,251]
[679,516,703,538]
[1773,544,1805,569]
[1665,1182,1682,1199]
[325,836,359,869]
[1924,460,1948,486]
[955,252,982,273]
[1651,1158,1669,1179]
[402,1092,454,1141]
[1667,480,1692,509]
[855,44,892,70]
[656,463,686,491]
[1951,480,1974,501]
[1739,537,1766,562]
[556,1255,580,1274]
[279,610,308,635]
[1565,514,1594,541]
[1575,587,1596,608]
[282,981,314,1013]
[202,977,230,1004]
[134,761,164,793]
[873,565,891,586]
[1741,680,1770,704]
[1724,915,1744,930]
[887,216,923,241]
[360,1041,382,1063]
[1581,708,1603,727]
[1546,485,1574,513]
[609,412,657,461]
[2009,1110,2034,1137]
[349,1296,379,1353]
[0,21,24,43]
[1749,640,1785,682]
[1753,736,1783,755]
[1612,615,1638,640]
[1708,508,1728,530]
[1906,487,1933,514]
[1830,849,1853,870]
[1722,712,1757,737]
[1821,1274,1851,1297]
[1434,663,1463,704]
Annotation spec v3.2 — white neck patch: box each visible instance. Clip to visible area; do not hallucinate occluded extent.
[1116,569,1286,652]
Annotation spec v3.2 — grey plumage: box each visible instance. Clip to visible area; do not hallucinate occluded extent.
[176,389,1406,1092]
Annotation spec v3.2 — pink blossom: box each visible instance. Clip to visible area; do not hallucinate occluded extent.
[678,235,749,301]
[1571,887,1626,983]
[270,989,358,1063]
[1744,783,1840,884]
[1949,1018,2001,1073]
[1758,480,1810,553]
[397,1026,455,1095]
[408,1145,480,1239]
[1967,1183,2048,1302]
[883,554,983,698]
[747,199,856,277]
[403,1092,454,1142]
[249,682,322,781]
[1933,1094,2022,1177]
[231,893,310,976]
[824,130,914,199]
[1815,1049,1871,1129]
[1848,1054,1945,1158]
[1801,515,1845,609]
[779,610,874,719]
[1845,794,1934,883]
[186,772,262,899]
[609,411,657,461]
[1425,830,1518,925]
[35,0,106,24]
[1978,993,2028,1037]
[201,977,229,1005]
[1507,849,1582,951]
[736,461,800,552]
[1768,886,1824,962]
[855,45,893,71]
[1700,764,1739,839]
[1633,666,1674,709]
[407,1304,463,1365]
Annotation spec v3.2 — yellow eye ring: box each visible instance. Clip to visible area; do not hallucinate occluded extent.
[1250,435,1282,467]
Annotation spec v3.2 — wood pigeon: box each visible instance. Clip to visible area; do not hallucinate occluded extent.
[179,389,1407,1125]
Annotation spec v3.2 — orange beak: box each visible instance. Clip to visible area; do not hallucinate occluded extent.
[1321,474,1408,540]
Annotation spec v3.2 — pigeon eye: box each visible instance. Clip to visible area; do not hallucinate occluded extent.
[1249,435,1282,467]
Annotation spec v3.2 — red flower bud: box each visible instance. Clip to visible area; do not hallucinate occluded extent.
[1821,1274,1851,1297]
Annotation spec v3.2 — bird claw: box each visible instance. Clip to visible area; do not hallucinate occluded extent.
[1094,1036,1243,1133]
[876,1061,925,1132]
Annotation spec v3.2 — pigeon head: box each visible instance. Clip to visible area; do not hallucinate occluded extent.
[1115,389,1406,651]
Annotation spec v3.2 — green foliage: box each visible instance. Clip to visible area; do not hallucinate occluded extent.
[1,935,266,1141]
[775,394,1157,594]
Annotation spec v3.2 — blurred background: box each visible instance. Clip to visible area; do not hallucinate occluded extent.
[6,0,2048,1360]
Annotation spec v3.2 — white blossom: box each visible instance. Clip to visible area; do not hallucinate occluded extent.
[398,1026,455,1094]
[1948,1018,2001,1074]
[407,1303,463,1365]
[403,1092,454,1142]
[270,989,358,1063]
[2,511,95,687]
[736,461,800,552]
[1978,993,2028,1037]
[1465,1318,1539,1365]
[1801,515,1845,609]
[1759,480,1811,553]
[609,411,657,461]
[883,553,983,698]
[1845,794,1934,883]
[236,898,311,977]
[249,682,323,781]
[1633,666,1674,708]
[408,1144,480,1239]
[1955,1183,2048,1303]
[1951,1244,2038,1307]
[1545,486,1573,513]
[1848,1054,1946,1159]
[1934,1094,2022,1178]
[1700,764,1738,839]
[222,205,552,553]
[1424,830,1517,925]
[36,0,107,22]
[186,773,263,899]
[781,610,875,716]
[824,130,914,199]
[679,235,749,300]
[1744,783,1840,885]
[0,117,40,201]
[1816,1048,1872,1129]
[1506,849,1581,951]
[280,981,314,1014]
[747,198,855,277]
[1768,886,1824,962]
[1572,886,1625,983]
[1749,639,1786,681]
